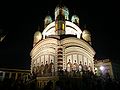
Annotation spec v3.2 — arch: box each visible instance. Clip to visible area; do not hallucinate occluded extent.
[42,21,82,39]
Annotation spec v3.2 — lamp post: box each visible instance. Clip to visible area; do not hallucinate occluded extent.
[100,66,105,71]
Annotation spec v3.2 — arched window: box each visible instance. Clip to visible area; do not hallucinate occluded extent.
[73,60,78,71]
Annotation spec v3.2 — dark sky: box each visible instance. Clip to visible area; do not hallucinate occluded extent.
[0,0,119,69]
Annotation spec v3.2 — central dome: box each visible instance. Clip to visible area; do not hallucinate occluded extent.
[55,4,69,12]
[42,4,82,39]
[55,4,69,20]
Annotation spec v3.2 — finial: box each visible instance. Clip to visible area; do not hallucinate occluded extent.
[84,24,87,29]
[59,0,62,6]
[47,11,50,15]
[57,0,64,8]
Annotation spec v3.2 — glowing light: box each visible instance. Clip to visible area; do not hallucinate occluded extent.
[62,24,65,30]
[99,66,105,71]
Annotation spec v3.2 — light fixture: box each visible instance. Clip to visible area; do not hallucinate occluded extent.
[99,66,105,71]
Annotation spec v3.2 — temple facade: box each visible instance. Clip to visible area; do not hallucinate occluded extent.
[30,4,95,77]
[30,4,95,88]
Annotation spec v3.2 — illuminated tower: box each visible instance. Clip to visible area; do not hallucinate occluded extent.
[55,8,65,35]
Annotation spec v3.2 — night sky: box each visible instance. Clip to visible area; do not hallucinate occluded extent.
[0,0,119,69]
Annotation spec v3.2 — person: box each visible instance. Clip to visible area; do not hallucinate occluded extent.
[44,61,49,76]
[67,59,72,72]
[43,80,53,90]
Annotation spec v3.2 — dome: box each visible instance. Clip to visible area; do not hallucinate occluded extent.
[33,31,42,44]
[55,4,69,20]
[82,29,91,42]
[55,4,69,12]
[82,29,91,35]
[71,15,79,25]
[44,15,52,28]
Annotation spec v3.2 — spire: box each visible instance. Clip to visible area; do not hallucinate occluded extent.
[59,0,62,4]
[47,11,50,15]
[57,0,64,8]
[55,1,69,20]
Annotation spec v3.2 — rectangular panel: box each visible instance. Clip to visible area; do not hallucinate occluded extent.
[88,59,91,66]
[78,55,82,64]
[45,55,49,64]
[37,58,40,64]
[50,55,55,63]
[73,54,77,63]
[41,55,45,64]
[67,55,72,63]
[34,60,36,65]
[83,56,87,65]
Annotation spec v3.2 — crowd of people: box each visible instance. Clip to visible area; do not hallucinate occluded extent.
[43,71,120,90]
[0,70,120,90]
[0,74,36,90]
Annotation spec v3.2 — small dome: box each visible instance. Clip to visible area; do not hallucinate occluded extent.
[33,31,42,44]
[82,29,91,42]
[71,15,79,25]
[82,29,91,35]
[44,15,52,28]
[44,15,52,23]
